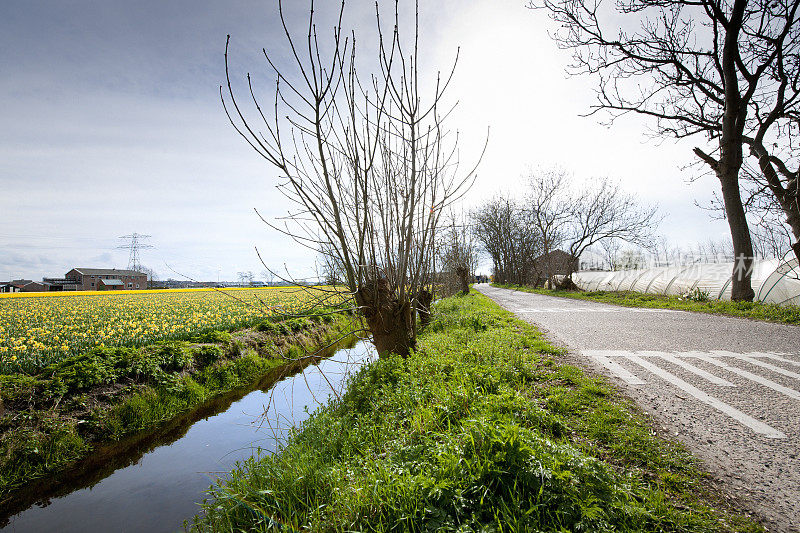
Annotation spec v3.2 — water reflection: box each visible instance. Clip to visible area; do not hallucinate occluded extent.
[1,340,373,533]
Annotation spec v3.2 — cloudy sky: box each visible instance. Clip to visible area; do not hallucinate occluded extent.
[0,0,731,282]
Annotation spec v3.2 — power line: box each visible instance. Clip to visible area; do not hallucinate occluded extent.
[117,233,153,272]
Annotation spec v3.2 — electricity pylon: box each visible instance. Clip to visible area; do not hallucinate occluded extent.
[118,233,153,272]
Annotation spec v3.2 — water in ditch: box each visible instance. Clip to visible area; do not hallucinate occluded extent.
[0,340,374,533]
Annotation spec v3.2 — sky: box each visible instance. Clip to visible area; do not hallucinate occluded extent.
[0,0,732,282]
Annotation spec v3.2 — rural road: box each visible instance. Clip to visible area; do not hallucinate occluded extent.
[476,284,800,533]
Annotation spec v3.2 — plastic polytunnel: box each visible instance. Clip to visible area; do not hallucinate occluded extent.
[571,258,800,306]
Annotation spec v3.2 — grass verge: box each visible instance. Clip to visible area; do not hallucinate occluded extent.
[494,283,800,325]
[0,310,352,498]
[190,292,763,532]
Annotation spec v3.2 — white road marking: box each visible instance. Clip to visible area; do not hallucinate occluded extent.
[689,353,800,401]
[624,354,786,439]
[747,352,800,368]
[586,353,646,385]
[637,351,735,387]
[720,353,800,381]
[515,307,676,314]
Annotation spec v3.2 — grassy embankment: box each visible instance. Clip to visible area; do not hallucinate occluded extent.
[190,291,763,532]
[494,283,800,325]
[0,309,352,498]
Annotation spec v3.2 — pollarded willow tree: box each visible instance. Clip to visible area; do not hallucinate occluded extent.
[540,0,800,301]
[223,1,482,356]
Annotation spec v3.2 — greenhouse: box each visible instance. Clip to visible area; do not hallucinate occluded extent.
[572,258,800,305]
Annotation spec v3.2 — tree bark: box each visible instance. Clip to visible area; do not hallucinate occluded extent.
[718,169,756,301]
[455,266,470,295]
[416,289,433,328]
[355,277,415,357]
[718,0,755,302]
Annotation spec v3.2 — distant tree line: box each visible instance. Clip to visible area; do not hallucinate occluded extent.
[472,169,660,286]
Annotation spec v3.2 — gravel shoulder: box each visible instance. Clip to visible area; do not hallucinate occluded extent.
[476,284,800,533]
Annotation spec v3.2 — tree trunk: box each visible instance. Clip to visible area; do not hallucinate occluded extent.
[455,266,470,295]
[416,289,433,328]
[719,169,755,301]
[717,0,754,302]
[355,277,415,357]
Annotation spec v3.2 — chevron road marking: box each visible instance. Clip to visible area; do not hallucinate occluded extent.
[581,350,796,439]
[589,354,646,385]
[745,352,800,367]
[714,352,800,380]
[639,351,735,387]
[692,352,800,401]
[625,354,786,439]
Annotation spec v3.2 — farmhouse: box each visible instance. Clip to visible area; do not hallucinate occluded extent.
[532,250,579,285]
[1,280,30,293]
[63,268,147,291]
[0,280,52,292]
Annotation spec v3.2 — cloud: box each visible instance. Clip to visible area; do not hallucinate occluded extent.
[1,1,736,281]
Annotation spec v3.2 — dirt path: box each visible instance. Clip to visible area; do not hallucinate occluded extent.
[477,284,800,533]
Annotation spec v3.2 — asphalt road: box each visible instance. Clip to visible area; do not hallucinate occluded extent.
[476,284,800,533]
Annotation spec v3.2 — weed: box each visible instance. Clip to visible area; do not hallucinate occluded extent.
[680,288,710,302]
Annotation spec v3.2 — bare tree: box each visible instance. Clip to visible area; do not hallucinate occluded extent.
[525,168,571,284]
[600,238,621,270]
[616,247,648,270]
[749,209,795,259]
[539,0,800,300]
[436,214,479,296]
[138,265,158,285]
[261,269,275,286]
[472,197,541,285]
[730,161,797,259]
[237,271,255,287]
[565,179,660,273]
[223,1,482,356]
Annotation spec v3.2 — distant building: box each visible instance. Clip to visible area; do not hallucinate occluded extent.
[0,281,24,293]
[64,268,147,291]
[1,270,148,293]
[532,250,579,285]
[1,280,45,292]
[3,280,52,292]
[20,281,51,292]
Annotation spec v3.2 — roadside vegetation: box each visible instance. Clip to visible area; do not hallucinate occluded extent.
[494,284,800,326]
[190,292,763,532]
[0,308,351,498]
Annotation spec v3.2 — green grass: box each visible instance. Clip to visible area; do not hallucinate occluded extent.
[190,292,763,532]
[0,310,352,497]
[494,283,800,325]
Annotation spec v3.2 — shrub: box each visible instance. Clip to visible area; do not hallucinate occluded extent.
[194,330,232,344]
[192,345,224,367]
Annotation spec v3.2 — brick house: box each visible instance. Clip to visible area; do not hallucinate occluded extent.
[19,281,51,292]
[532,250,579,285]
[65,268,147,291]
[0,280,29,293]
[0,283,19,293]
[0,280,51,292]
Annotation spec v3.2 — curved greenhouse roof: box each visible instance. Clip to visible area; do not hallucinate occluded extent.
[573,258,800,306]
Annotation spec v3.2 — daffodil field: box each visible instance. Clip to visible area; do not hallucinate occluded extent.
[0,288,318,374]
